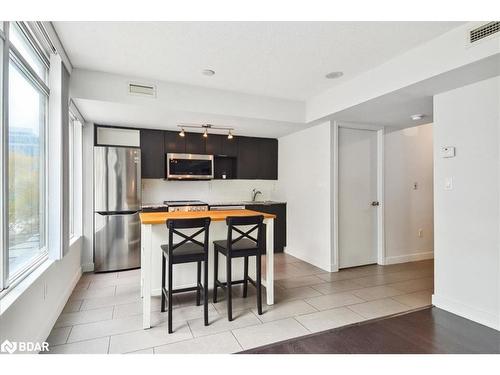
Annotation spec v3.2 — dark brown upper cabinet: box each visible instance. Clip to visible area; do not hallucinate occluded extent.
[221,136,238,157]
[140,129,165,179]
[185,132,206,154]
[258,138,278,180]
[164,130,185,154]
[205,134,223,155]
[237,136,278,180]
[206,134,238,157]
[139,128,277,180]
[237,136,260,179]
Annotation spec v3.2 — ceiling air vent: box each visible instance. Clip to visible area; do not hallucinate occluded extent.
[128,82,156,98]
[469,21,500,43]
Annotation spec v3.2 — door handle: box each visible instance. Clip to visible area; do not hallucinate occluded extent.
[371,201,380,207]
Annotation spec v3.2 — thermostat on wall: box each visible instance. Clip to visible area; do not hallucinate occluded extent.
[441,146,455,158]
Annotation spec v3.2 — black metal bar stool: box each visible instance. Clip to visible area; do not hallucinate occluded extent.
[161,217,211,333]
[213,215,264,321]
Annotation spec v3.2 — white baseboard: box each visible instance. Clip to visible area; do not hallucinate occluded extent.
[81,262,94,272]
[384,251,434,265]
[37,266,82,346]
[284,248,332,272]
[432,293,499,331]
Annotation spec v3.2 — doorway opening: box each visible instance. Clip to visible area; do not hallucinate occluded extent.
[334,122,434,271]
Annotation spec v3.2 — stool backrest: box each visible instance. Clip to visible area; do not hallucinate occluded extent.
[166,217,211,252]
[225,215,264,252]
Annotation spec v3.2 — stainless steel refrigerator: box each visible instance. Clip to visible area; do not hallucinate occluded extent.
[94,146,141,272]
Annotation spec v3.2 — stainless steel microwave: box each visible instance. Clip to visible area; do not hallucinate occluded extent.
[166,153,214,180]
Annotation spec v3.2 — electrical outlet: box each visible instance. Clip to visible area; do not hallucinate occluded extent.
[418,229,423,238]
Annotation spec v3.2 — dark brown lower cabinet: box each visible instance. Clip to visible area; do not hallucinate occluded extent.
[245,203,286,253]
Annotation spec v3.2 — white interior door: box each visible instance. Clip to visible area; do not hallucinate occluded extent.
[338,127,378,268]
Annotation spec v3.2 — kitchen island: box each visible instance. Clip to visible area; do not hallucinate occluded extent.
[139,209,275,329]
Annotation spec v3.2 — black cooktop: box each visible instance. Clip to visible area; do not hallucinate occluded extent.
[163,200,208,207]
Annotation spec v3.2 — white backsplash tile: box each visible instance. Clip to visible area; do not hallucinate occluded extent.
[142,179,278,204]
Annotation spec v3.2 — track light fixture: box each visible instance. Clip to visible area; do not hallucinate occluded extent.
[177,124,235,139]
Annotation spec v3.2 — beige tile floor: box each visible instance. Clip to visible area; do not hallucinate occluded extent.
[46,254,433,354]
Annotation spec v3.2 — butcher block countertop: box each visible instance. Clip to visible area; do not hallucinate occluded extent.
[139,209,276,225]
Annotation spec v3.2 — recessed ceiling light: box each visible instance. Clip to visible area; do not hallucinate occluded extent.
[202,69,215,76]
[325,71,343,79]
[410,114,425,121]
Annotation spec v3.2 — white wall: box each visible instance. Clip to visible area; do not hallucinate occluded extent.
[432,76,500,330]
[275,122,333,271]
[384,124,434,264]
[0,239,82,349]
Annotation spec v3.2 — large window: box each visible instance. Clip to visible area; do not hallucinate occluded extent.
[1,22,50,286]
[8,61,47,277]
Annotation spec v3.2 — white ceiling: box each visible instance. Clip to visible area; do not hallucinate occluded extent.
[329,53,500,128]
[73,98,306,138]
[54,21,463,101]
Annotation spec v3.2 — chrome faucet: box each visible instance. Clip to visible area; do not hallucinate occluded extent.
[252,188,262,202]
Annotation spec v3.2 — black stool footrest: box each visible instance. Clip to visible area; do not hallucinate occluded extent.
[215,278,257,289]
[163,284,204,295]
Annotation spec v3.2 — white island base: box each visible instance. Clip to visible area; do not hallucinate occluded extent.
[140,212,274,329]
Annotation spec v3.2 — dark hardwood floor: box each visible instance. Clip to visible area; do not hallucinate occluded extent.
[240,308,500,354]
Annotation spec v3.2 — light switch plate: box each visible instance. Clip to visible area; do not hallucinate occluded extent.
[444,177,453,190]
[441,146,455,158]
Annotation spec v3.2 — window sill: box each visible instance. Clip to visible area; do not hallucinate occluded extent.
[0,256,54,315]
[0,236,84,315]
[69,234,82,248]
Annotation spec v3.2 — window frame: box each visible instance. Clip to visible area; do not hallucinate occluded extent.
[0,21,51,292]
[0,23,7,292]
[69,113,74,239]
[68,103,84,244]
